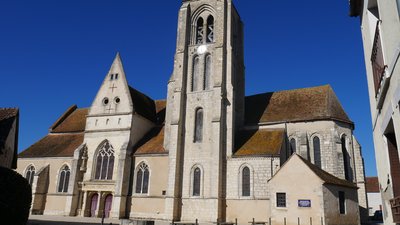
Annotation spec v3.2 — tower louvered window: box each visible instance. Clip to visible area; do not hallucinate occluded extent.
[58,165,70,193]
[206,16,214,43]
[94,141,115,180]
[196,18,204,44]
[135,162,150,194]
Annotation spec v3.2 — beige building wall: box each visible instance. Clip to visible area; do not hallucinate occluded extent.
[17,157,74,215]
[323,185,360,225]
[130,155,169,220]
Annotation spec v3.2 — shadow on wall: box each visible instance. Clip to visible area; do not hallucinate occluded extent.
[28,221,114,225]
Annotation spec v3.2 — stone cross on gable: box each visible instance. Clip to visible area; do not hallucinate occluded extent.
[109,84,117,92]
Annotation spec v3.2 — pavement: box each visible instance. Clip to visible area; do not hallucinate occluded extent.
[28,215,120,225]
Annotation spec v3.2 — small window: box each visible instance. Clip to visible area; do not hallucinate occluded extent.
[193,167,201,196]
[194,108,203,142]
[290,138,296,155]
[103,97,109,105]
[115,73,119,79]
[114,97,120,104]
[110,74,114,80]
[58,165,71,193]
[242,166,250,196]
[341,136,350,181]
[192,56,200,92]
[313,136,321,168]
[339,191,346,214]
[25,165,35,186]
[276,193,286,207]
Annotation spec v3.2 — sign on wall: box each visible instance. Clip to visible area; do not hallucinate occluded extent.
[298,199,311,207]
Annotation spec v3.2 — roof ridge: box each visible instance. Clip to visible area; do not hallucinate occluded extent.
[246,84,331,97]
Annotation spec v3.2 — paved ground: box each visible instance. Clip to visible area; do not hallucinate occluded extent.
[28,215,120,225]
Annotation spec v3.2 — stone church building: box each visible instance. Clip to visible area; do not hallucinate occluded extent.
[18,0,367,224]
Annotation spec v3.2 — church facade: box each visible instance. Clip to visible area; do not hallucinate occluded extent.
[18,0,367,224]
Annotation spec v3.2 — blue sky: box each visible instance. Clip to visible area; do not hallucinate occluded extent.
[0,1,376,175]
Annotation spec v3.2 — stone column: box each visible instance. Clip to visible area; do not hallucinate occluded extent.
[95,192,101,217]
[81,191,88,217]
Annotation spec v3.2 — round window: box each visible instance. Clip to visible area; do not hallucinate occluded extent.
[103,97,109,105]
[114,97,121,104]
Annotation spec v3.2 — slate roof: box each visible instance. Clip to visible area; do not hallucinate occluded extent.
[19,106,87,158]
[366,177,380,193]
[244,85,353,125]
[129,86,157,123]
[298,155,357,189]
[133,100,167,155]
[234,129,284,156]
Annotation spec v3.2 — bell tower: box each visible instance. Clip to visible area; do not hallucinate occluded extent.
[164,0,244,222]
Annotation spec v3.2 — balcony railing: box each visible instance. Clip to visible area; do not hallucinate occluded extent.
[371,20,386,96]
[390,196,400,223]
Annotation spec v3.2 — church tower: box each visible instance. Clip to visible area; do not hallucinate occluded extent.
[164,0,244,222]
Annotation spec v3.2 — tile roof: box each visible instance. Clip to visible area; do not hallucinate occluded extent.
[51,107,88,133]
[155,100,166,125]
[19,106,86,158]
[244,85,353,125]
[297,155,357,189]
[18,133,84,158]
[0,108,18,122]
[134,126,166,155]
[234,129,284,156]
[366,177,380,193]
[129,86,157,123]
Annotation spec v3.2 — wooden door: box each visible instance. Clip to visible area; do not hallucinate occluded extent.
[90,193,99,217]
[104,194,113,218]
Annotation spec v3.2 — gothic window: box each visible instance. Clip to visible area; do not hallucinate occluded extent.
[313,136,321,168]
[194,108,203,142]
[192,56,201,92]
[135,162,150,194]
[94,141,115,180]
[341,136,350,181]
[58,165,70,193]
[242,166,250,196]
[290,138,296,155]
[206,16,214,43]
[204,55,212,90]
[196,17,204,44]
[25,165,35,186]
[193,167,201,196]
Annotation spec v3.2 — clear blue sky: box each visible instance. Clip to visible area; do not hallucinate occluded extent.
[0,1,375,176]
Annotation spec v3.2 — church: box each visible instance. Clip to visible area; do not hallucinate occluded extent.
[17,0,367,224]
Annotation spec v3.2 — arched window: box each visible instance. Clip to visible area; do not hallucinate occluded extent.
[193,167,201,196]
[204,55,212,90]
[192,56,200,92]
[194,108,204,142]
[25,165,35,186]
[206,15,214,43]
[58,165,71,193]
[196,17,204,44]
[290,138,296,155]
[341,135,350,181]
[313,136,321,168]
[242,166,250,196]
[94,141,115,180]
[135,162,150,194]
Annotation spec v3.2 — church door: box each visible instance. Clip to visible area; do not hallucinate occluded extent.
[90,193,99,217]
[104,194,113,218]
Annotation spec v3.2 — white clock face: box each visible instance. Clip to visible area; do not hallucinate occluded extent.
[197,45,207,54]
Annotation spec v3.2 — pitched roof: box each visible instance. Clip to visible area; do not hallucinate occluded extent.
[155,100,166,125]
[19,134,84,158]
[297,155,357,189]
[51,107,88,133]
[134,126,166,155]
[366,177,380,193]
[244,85,353,125]
[129,86,157,123]
[19,106,87,158]
[234,129,284,156]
